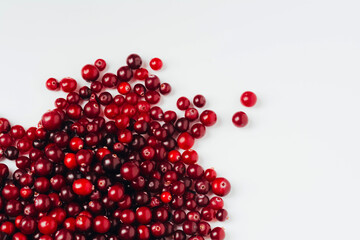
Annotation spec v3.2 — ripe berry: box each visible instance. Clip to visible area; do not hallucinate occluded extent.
[38,216,58,235]
[72,178,93,196]
[193,94,206,108]
[200,110,217,126]
[127,54,142,69]
[93,216,111,233]
[46,78,59,91]
[60,77,77,92]
[212,178,231,196]
[210,227,225,240]
[160,191,172,203]
[94,59,106,71]
[149,58,163,70]
[177,97,190,110]
[232,111,248,127]
[241,91,257,107]
[82,64,100,82]
[177,132,194,150]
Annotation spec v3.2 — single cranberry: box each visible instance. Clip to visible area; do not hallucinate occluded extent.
[145,75,160,90]
[60,77,77,92]
[67,92,80,104]
[150,58,163,70]
[72,178,93,196]
[49,208,67,225]
[5,199,23,217]
[210,227,225,240]
[241,91,257,107]
[212,177,231,196]
[160,191,172,203]
[13,232,27,240]
[108,184,124,202]
[216,209,228,221]
[118,224,136,239]
[102,154,121,173]
[137,225,150,240]
[198,221,211,236]
[75,215,91,231]
[34,194,51,212]
[177,97,191,110]
[55,229,73,240]
[63,217,76,232]
[46,78,59,91]
[55,98,68,109]
[144,90,160,104]
[193,95,206,108]
[66,104,82,120]
[0,118,10,133]
[0,221,15,235]
[94,59,106,71]
[41,111,62,131]
[232,111,248,127]
[200,110,217,126]
[0,163,9,180]
[126,54,142,69]
[4,146,19,160]
[187,164,204,179]
[104,103,120,119]
[134,68,148,80]
[120,162,139,181]
[182,149,198,164]
[150,222,165,237]
[185,108,199,121]
[182,220,198,235]
[175,118,189,132]
[2,184,20,200]
[0,133,13,148]
[69,137,84,151]
[117,66,133,82]
[102,73,118,88]
[159,83,171,95]
[10,125,25,139]
[93,216,111,233]
[82,64,99,82]
[177,132,194,150]
[38,216,58,235]
[79,86,92,99]
[90,81,103,93]
[205,168,217,182]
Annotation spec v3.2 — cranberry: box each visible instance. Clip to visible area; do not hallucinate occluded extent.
[145,75,160,90]
[177,132,194,150]
[120,162,139,181]
[38,216,58,235]
[94,59,106,71]
[177,97,191,110]
[118,224,136,239]
[159,83,171,95]
[117,66,133,82]
[185,108,199,121]
[198,221,211,236]
[150,58,163,70]
[160,191,172,203]
[75,215,91,231]
[10,125,25,139]
[150,222,165,237]
[72,178,93,196]
[182,220,198,235]
[0,221,15,235]
[205,168,217,182]
[93,216,110,233]
[144,90,160,104]
[55,229,73,240]
[91,81,103,93]
[212,178,231,196]
[108,184,124,202]
[0,118,10,133]
[46,78,59,91]
[193,95,206,108]
[134,68,148,80]
[82,64,99,82]
[41,111,62,131]
[182,149,198,164]
[60,77,77,92]
[126,54,142,69]
[102,73,118,88]
[210,227,225,240]
[137,225,150,240]
[232,111,248,127]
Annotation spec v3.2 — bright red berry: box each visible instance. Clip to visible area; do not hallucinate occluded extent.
[241,91,257,107]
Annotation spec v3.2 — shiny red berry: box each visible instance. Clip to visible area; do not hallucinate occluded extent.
[232,111,248,127]
[81,64,99,82]
[241,91,257,107]
[46,78,59,91]
[150,58,163,70]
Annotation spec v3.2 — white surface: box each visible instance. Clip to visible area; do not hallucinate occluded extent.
[1,0,360,239]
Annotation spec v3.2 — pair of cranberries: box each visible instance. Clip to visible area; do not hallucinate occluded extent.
[232,91,257,128]
[0,54,231,240]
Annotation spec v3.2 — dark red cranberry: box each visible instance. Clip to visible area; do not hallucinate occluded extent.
[55,229,73,240]
[118,224,136,240]
[200,110,217,126]
[82,64,99,82]
[193,95,206,108]
[144,90,160,104]
[79,86,92,99]
[60,77,77,92]
[175,118,189,132]
[117,66,133,82]
[159,83,171,95]
[134,68,148,80]
[93,215,111,233]
[145,75,160,90]
[102,73,118,88]
[10,125,25,139]
[212,177,231,196]
[126,54,142,69]
[210,227,225,240]
[19,216,36,235]
[94,59,106,71]
[182,220,198,235]
[4,146,19,160]
[91,81,103,93]
[232,111,248,127]
[67,92,80,104]
[177,97,190,110]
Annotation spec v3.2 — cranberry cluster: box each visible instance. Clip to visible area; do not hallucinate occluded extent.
[0,54,231,240]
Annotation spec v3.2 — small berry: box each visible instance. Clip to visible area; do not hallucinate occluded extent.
[46,78,59,91]
[150,58,163,70]
[94,59,106,71]
[232,111,248,128]
[241,91,257,107]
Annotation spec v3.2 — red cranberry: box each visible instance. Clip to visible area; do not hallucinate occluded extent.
[145,75,160,90]
[118,224,136,240]
[108,184,124,202]
[198,221,211,236]
[38,216,58,235]
[41,110,62,131]
[150,58,163,70]
[102,73,118,88]
[160,191,172,203]
[177,97,191,110]
[75,215,91,231]
[60,77,77,92]
[200,110,217,126]
[212,178,231,196]
[177,132,194,150]
[34,194,51,212]
[10,125,25,139]
[94,59,106,71]
[120,162,139,181]
[182,220,198,235]
[55,229,73,240]
[205,168,217,182]
[93,216,110,233]
[0,118,10,133]
[241,91,257,107]
[0,221,15,235]
[72,178,93,196]
[90,81,103,93]
[182,149,198,164]
[144,90,160,104]
[210,227,225,240]
[137,225,150,240]
[159,83,171,95]
[150,222,165,237]
[193,95,206,108]
[82,64,99,82]
[2,184,19,200]
[232,111,248,127]
[117,66,133,82]
[134,68,148,80]
[126,54,142,69]
[46,78,59,91]
[185,108,199,121]
[216,209,228,221]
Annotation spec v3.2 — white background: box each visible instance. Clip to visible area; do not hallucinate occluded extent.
[1,0,360,239]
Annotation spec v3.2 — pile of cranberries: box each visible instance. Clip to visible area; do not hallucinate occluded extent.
[0,54,231,240]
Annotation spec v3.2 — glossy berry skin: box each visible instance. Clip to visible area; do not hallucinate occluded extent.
[177,97,191,110]
[216,209,228,221]
[117,82,131,95]
[149,58,163,70]
[117,66,133,82]
[0,118,10,133]
[159,83,171,95]
[212,178,231,196]
[210,227,225,240]
[46,78,59,91]
[38,216,58,235]
[60,77,77,92]
[241,91,257,107]
[232,111,248,127]
[41,110,62,131]
[134,68,148,80]
[200,110,217,127]
[82,64,100,82]
[209,197,224,210]
[93,216,111,233]
[120,162,140,181]
[182,149,198,164]
[185,108,199,121]
[127,54,142,69]
[193,94,206,108]
[76,215,91,231]
[137,225,150,240]
[177,132,195,150]
[136,207,152,224]
[72,178,93,196]
[108,184,124,202]
[94,59,106,71]
[205,169,217,182]
[160,191,172,203]
[102,73,119,88]
[150,222,165,237]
